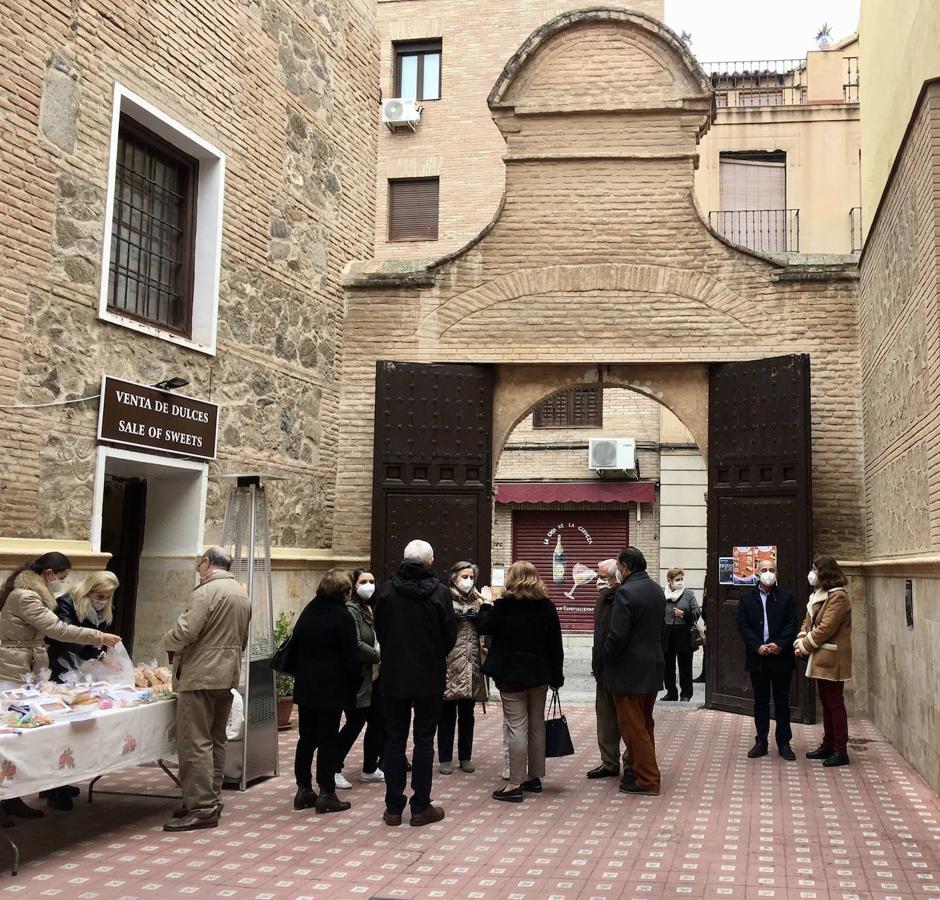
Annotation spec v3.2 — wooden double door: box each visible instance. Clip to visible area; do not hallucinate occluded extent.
[370,355,815,722]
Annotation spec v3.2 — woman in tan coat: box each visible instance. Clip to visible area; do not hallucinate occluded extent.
[794,555,852,767]
[0,552,120,822]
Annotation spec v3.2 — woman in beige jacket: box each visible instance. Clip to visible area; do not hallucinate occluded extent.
[794,555,852,767]
[0,552,120,822]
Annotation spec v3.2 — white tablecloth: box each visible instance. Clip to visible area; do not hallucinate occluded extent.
[0,700,177,799]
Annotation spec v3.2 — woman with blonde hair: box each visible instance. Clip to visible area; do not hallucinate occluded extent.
[48,570,120,683]
[478,561,563,803]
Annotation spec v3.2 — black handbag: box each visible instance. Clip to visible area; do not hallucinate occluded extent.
[269,635,295,675]
[544,689,575,757]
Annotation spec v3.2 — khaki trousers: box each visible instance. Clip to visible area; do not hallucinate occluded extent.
[613,692,660,791]
[500,685,548,784]
[595,681,631,771]
[177,689,234,813]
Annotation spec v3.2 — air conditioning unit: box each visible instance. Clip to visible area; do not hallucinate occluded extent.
[588,437,637,474]
[381,98,422,131]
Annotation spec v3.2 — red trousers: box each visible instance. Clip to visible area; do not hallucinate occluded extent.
[613,692,660,791]
[817,679,848,753]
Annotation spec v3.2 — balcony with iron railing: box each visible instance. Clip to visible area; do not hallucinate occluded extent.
[701,59,806,108]
[843,56,860,103]
[850,206,863,253]
[708,209,800,254]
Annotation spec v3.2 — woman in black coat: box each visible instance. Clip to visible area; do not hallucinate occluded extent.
[478,561,563,803]
[289,569,361,815]
[47,571,119,683]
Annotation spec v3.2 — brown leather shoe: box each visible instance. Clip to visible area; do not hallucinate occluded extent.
[619,781,660,796]
[383,808,403,826]
[315,792,351,815]
[163,810,219,832]
[410,803,445,826]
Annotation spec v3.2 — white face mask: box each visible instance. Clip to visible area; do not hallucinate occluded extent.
[596,578,610,592]
[48,579,66,596]
[672,580,685,591]
[807,570,819,588]
[357,582,375,600]
[91,597,109,612]
[456,577,474,593]
[759,571,777,588]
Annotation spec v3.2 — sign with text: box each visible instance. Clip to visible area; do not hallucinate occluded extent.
[97,376,219,460]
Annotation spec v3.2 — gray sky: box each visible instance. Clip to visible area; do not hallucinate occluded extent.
[664,0,860,62]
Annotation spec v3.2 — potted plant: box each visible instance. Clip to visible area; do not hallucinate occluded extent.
[815,23,832,50]
[274,610,295,729]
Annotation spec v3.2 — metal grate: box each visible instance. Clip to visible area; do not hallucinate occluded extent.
[708,208,800,254]
[107,118,196,335]
[843,57,860,103]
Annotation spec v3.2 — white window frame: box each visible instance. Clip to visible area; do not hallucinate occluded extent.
[98,84,225,356]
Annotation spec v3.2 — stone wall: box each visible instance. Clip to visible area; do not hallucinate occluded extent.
[0,0,378,550]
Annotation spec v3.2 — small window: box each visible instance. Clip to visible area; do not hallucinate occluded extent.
[107,117,198,336]
[533,386,603,428]
[388,177,439,242]
[394,39,442,102]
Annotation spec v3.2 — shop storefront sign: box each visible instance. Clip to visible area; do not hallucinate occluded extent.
[97,376,219,460]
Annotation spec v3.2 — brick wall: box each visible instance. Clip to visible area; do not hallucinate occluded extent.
[0,0,378,548]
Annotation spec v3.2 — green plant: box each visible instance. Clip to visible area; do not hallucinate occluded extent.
[274,610,295,700]
[815,22,832,39]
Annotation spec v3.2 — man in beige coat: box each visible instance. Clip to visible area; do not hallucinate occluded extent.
[163,547,251,832]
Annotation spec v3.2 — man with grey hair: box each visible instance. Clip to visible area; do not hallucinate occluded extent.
[374,539,458,827]
[586,558,631,780]
[163,546,251,832]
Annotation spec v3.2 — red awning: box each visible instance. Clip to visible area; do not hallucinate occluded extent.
[495,481,656,505]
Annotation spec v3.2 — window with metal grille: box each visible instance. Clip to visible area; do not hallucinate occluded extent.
[388,177,439,241]
[533,386,603,428]
[394,39,442,101]
[107,117,197,336]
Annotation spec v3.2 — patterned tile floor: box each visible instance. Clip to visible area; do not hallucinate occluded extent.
[1,704,939,899]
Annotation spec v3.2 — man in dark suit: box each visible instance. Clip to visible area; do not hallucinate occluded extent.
[604,546,666,796]
[736,558,798,761]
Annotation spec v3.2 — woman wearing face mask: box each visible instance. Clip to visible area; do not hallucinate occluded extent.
[794,556,853,767]
[333,569,384,789]
[660,567,701,702]
[0,553,121,823]
[437,561,488,775]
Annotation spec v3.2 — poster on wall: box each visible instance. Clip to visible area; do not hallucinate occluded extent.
[731,546,777,584]
[718,557,734,585]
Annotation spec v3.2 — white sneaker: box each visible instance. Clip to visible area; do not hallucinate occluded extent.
[334,772,352,790]
[501,765,511,781]
[360,768,384,783]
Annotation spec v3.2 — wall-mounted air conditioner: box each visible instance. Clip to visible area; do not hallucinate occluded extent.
[381,98,422,131]
[588,437,637,474]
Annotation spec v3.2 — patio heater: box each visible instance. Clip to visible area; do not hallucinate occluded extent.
[220,473,280,789]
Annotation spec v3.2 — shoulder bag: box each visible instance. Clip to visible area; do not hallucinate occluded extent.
[544,689,575,757]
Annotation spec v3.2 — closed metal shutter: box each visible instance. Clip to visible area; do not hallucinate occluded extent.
[511,509,629,633]
[388,177,439,241]
[533,385,602,428]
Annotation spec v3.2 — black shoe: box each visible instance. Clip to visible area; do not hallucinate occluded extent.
[65,785,81,798]
[45,788,73,811]
[293,787,318,810]
[692,673,706,683]
[492,786,523,803]
[747,741,768,759]
[0,798,43,819]
[805,744,833,760]
[659,692,678,702]
[586,765,619,779]
[622,767,635,783]
[778,743,796,761]
[823,750,850,768]
[679,695,692,702]
[520,778,542,793]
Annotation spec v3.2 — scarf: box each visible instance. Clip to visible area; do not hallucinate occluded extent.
[665,587,684,602]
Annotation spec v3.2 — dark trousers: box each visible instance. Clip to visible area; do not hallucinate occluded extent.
[817,679,849,753]
[437,698,475,763]
[750,669,793,746]
[336,707,369,772]
[294,705,342,793]
[383,695,441,814]
[362,687,387,773]
[613,692,660,791]
[663,627,693,698]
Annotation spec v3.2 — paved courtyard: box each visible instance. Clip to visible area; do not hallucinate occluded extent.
[2,704,939,899]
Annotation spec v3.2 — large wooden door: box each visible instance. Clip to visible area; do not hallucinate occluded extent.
[371,362,493,584]
[705,354,815,722]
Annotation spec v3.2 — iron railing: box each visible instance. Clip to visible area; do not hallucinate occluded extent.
[701,58,806,108]
[843,56,860,103]
[850,206,863,253]
[708,209,800,254]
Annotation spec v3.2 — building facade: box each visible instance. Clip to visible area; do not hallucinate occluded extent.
[0,0,377,659]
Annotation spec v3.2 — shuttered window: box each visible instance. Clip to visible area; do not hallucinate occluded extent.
[388,177,439,242]
[719,151,786,210]
[533,385,602,428]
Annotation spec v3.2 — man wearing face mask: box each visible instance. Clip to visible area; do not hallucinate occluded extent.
[735,558,798,761]
[163,546,252,832]
[586,559,631,779]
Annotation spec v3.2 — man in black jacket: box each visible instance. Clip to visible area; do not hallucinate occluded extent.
[735,558,798,760]
[586,558,630,779]
[603,547,665,796]
[374,539,458,827]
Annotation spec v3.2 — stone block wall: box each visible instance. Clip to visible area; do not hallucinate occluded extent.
[0,0,378,550]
